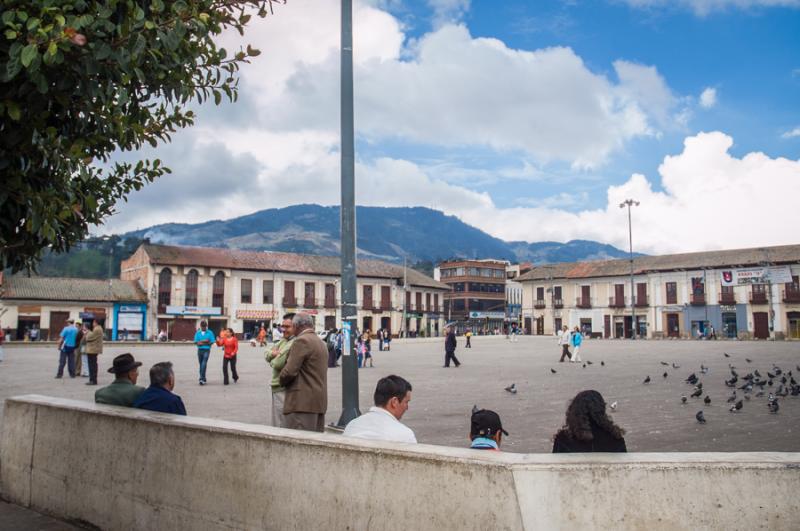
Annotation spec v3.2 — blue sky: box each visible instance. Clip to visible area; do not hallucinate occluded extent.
[108,0,800,254]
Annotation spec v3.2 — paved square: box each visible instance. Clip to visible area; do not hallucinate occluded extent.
[1,337,798,453]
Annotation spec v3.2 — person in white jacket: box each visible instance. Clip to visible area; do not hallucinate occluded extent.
[557,325,571,362]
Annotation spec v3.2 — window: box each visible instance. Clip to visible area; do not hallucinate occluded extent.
[434,293,439,312]
[212,271,225,309]
[284,281,296,305]
[425,293,431,311]
[381,286,391,309]
[536,287,545,300]
[666,282,677,304]
[362,285,373,309]
[415,292,422,310]
[553,286,562,299]
[453,299,465,311]
[691,277,705,295]
[158,268,172,310]
[468,267,480,276]
[240,279,252,304]
[456,267,465,276]
[262,280,274,304]
[325,283,336,307]
[185,269,199,306]
[305,282,316,306]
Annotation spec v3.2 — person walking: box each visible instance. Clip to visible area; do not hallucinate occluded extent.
[257,325,267,347]
[570,326,583,363]
[193,320,215,385]
[75,321,89,377]
[56,319,79,378]
[558,325,571,363]
[465,329,472,348]
[84,318,104,385]
[279,313,328,432]
[266,314,296,427]
[444,326,461,368]
[363,332,374,368]
[216,328,239,385]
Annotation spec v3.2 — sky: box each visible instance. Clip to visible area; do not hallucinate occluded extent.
[104,0,800,255]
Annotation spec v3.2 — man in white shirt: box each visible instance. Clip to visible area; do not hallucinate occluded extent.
[343,375,416,444]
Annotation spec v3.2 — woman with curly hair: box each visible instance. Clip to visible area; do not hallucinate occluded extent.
[552,390,627,453]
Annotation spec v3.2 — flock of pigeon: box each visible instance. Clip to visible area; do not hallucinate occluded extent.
[639,352,799,423]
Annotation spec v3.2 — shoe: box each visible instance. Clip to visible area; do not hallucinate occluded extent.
[199,380,206,386]
[224,381,229,386]
[234,377,239,383]
[85,382,97,386]
[55,375,63,379]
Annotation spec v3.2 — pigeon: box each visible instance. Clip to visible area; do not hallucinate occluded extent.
[610,401,618,410]
[796,365,800,372]
[696,411,706,423]
[700,364,708,374]
[754,370,762,378]
[694,382,704,391]
[686,373,698,384]
[672,363,681,369]
[504,384,517,394]
[663,372,668,379]
[730,369,739,378]
[745,358,752,363]
[791,377,797,386]
[724,352,730,358]
[727,392,737,403]
[730,400,743,412]
[791,386,800,397]
[768,392,775,403]
[550,368,557,374]
[681,396,688,404]
[587,361,594,365]
[601,361,605,366]
[767,371,776,379]
[704,395,711,405]
[472,404,479,415]
[781,376,787,385]
[774,367,783,376]
[582,363,586,369]
[755,391,765,397]
[691,388,703,398]
[744,394,751,401]
[768,399,779,414]
[660,361,669,366]
[643,376,651,384]
[768,380,773,387]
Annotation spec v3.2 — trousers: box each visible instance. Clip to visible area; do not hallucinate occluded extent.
[87,354,98,383]
[284,412,325,432]
[57,346,76,377]
[197,349,211,382]
[223,356,238,384]
[559,344,571,361]
[444,350,461,367]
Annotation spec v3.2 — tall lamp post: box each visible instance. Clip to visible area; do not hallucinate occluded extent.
[336,0,361,428]
[619,199,639,339]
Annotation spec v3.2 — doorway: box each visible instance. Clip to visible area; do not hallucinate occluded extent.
[49,312,70,341]
[362,316,373,335]
[666,313,680,338]
[535,316,544,335]
[380,316,391,335]
[16,316,40,340]
[787,312,800,339]
[614,318,624,339]
[325,315,337,331]
[753,312,769,339]
[722,312,738,338]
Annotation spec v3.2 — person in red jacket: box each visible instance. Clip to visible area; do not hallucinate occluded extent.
[216,328,239,385]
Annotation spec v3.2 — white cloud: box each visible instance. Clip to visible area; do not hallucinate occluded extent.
[699,87,717,109]
[621,0,800,16]
[781,126,800,138]
[427,0,471,25]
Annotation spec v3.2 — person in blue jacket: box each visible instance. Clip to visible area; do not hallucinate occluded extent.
[193,320,216,385]
[570,326,583,363]
[133,362,187,415]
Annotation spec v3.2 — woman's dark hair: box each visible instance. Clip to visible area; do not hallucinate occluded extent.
[556,390,624,442]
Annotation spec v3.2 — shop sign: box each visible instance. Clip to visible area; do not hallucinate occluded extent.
[469,311,505,319]
[18,305,41,315]
[165,305,222,316]
[119,305,143,313]
[719,305,737,312]
[720,266,792,286]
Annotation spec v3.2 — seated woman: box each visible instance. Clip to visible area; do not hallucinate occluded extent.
[552,390,626,453]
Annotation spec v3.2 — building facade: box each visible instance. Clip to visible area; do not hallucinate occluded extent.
[0,274,148,340]
[436,259,509,332]
[120,244,450,340]
[518,245,800,340]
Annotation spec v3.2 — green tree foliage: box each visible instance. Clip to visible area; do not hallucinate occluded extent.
[35,235,146,278]
[1,0,282,272]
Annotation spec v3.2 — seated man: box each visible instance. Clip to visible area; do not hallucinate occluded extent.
[343,375,416,444]
[95,353,145,407]
[133,362,187,415]
[469,409,507,451]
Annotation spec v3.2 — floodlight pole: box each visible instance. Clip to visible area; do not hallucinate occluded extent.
[620,199,639,339]
[337,0,361,428]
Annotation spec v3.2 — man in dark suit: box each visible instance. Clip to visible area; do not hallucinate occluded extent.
[444,326,461,368]
[279,313,328,431]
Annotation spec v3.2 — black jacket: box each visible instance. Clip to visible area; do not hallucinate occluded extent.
[445,331,457,352]
[552,425,627,453]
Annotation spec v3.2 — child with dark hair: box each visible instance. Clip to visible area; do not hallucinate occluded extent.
[553,390,626,453]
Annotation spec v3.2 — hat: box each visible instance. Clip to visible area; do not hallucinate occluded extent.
[67,319,74,323]
[108,353,142,374]
[470,409,508,439]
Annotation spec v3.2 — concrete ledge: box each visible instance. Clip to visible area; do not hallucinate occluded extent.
[1,395,798,530]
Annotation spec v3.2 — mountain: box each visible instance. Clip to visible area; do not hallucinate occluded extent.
[125,204,638,265]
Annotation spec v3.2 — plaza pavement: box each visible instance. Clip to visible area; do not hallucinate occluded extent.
[1,336,798,454]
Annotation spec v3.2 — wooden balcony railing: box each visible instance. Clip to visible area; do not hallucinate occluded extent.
[303,298,318,309]
[533,299,546,309]
[282,297,297,307]
[690,293,706,306]
[553,299,564,309]
[634,295,649,307]
[608,296,625,308]
[379,301,392,311]
[749,292,768,305]
[576,297,592,309]
[718,292,736,305]
[783,288,800,303]
[362,300,375,310]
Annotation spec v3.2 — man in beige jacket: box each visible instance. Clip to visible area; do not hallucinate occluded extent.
[279,313,328,432]
[84,319,104,385]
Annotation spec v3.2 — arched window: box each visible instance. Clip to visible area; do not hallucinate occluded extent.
[158,268,172,312]
[185,269,199,306]
[212,271,225,309]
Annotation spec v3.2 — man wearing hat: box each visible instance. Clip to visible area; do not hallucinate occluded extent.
[469,409,507,451]
[95,353,145,407]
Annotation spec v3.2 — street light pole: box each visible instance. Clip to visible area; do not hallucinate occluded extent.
[619,199,640,339]
[336,0,360,428]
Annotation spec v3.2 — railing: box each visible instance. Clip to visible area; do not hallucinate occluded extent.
[634,295,649,307]
[303,298,318,308]
[379,301,392,311]
[783,288,800,303]
[718,292,736,305]
[576,297,592,309]
[324,298,336,309]
[533,299,546,309]
[608,296,625,308]
[553,299,564,309]
[362,300,375,310]
[282,297,297,307]
[690,293,706,306]
[749,292,768,305]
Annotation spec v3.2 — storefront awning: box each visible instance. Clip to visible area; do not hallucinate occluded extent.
[236,309,277,320]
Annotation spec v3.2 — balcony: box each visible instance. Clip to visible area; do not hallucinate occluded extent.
[379,301,392,311]
[282,297,297,307]
[362,300,375,310]
[690,293,706,306]
[324,298,337,309]
[749,292,768,305]
[576,297,592,309]
[783,288,800,303]
[303,298,318,309]
[634,295,649,308]
[553,299,564,309]
[718,292,736,305]
[608,296,626,308]
[533,299,546,309]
